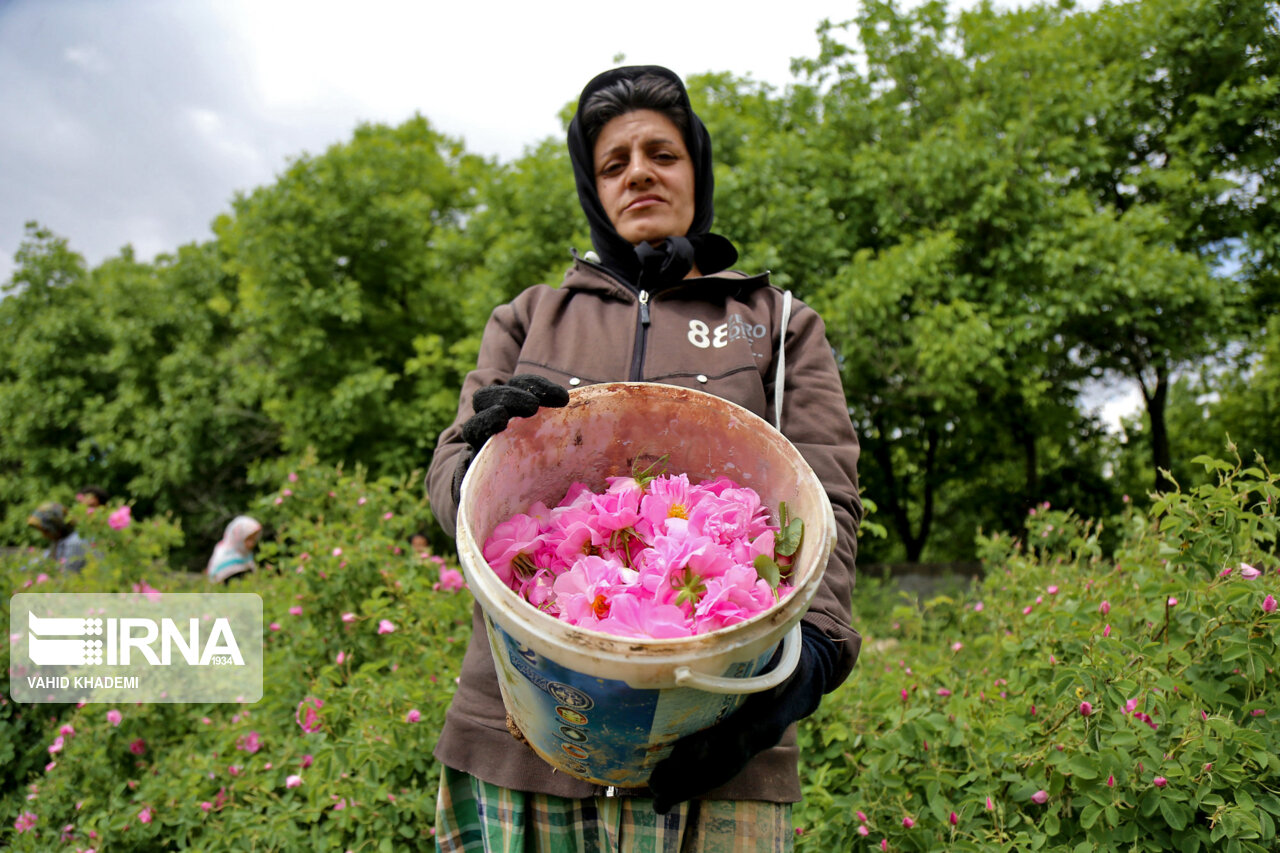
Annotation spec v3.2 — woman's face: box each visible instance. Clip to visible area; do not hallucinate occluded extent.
[594,109,695,246]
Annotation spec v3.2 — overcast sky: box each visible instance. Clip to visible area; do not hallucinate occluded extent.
[0,0,867,281]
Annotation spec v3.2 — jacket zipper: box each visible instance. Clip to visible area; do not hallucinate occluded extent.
[629,289,650,381]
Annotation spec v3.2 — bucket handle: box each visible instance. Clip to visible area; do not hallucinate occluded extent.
[672,623,801,695]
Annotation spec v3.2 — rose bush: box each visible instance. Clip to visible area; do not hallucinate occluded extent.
[2,455,470,851]
[3,451,1275,850]
[796,453,1279,852]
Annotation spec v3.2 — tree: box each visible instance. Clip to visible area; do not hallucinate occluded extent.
[1026,0,1277,490]
[82,241,276,562]
[759,0,1274,558]
[788,1,1117,558]
[216,117,496,477]
[0,224,108,539]
[0,225,277,564]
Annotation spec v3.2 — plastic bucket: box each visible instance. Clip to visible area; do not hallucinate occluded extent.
[456,382,836,787]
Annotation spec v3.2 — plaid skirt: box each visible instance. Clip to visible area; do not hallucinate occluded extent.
[434,767,794,853]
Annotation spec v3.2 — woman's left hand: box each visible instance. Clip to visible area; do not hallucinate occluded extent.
[647,622,838,813]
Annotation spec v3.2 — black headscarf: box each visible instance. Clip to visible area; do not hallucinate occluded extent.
[567,65,738,291]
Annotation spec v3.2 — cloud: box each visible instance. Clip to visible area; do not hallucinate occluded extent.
[1,0,854,281]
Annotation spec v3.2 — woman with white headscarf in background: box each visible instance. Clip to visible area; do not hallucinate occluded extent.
[206,515,262,584]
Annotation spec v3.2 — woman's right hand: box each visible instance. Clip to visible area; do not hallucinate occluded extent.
[452,374,570,503]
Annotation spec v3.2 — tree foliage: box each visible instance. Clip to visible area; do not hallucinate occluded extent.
[2,0,1276,569]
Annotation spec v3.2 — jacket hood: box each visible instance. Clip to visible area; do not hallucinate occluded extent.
[567,65,738,291]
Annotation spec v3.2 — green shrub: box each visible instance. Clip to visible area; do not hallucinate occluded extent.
[796,453,1279,852]
[5,452,1276,850]
[2,456,471,851]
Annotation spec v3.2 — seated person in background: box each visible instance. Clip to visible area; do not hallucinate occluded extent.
[206,516,263,584]
[27,502,93,573]
[76,485,110,510]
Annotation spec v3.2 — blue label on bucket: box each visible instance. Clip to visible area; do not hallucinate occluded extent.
[488,619,773,787]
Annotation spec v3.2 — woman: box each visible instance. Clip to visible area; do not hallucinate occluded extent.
[206,515,262,584]
[426,66,861,851]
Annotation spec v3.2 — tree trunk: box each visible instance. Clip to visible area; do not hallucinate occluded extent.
[912,427,938,564]
[868,414,935,562]
[1147,365,1174,492]
[1008,398,1039,511]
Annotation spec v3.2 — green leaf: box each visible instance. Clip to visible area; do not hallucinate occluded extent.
[754,554,782,591]
[775,501,805,557]
[632,454,670,487]
[1067,755,1099,780]
[1160,798,1189,831]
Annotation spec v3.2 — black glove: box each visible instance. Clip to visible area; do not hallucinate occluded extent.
[647,622,838,814]
[451,374,570,504]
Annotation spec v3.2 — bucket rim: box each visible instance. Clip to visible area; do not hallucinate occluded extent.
[457,380,836,662]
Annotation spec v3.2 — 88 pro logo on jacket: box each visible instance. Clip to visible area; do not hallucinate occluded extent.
[686,315,768,350]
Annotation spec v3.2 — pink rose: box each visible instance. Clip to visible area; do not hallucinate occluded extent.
[438,568,466,592]
[107,709,122,726]
[377,619,396,635]
[286,774,302,789]
[296,698,325,734]
[1031,790,1048,804]
[108,505,132,530]
[406,709,421,723]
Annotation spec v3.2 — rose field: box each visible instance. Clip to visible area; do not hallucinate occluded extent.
[3,450,1277,852]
